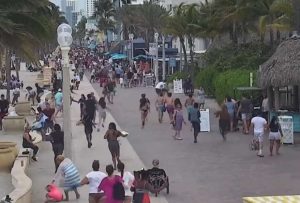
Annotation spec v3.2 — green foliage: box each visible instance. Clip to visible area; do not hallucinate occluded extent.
[194,68,217,96]
[213,69,256,103]
[202,43,273,71]
[166,71,189,83]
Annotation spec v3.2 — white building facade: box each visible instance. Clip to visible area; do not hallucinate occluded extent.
[87,0,96,17]
[158,0,207,54]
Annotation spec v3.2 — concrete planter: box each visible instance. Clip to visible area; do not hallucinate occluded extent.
[0,142,19,157]
[15,102,31,116]
[0,147,15,171]
[2,116,26,132]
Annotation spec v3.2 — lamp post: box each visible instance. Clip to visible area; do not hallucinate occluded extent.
[162,35,166,81]
[57,23,73,159]
[129,33,134,65]
[154,32,159,83]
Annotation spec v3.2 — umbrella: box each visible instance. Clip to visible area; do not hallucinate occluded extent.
[111,54,127,60]
[26,86,33,91]
[133,55,152,60]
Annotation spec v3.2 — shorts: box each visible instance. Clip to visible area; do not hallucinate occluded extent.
[116,74,120,79]
[269,132,281,140]
[254,132,264,143]
[56,105,63,111]
[241,113,252,121]
[89,193,104,202]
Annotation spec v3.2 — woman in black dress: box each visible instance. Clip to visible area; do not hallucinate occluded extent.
[50,124,64,172]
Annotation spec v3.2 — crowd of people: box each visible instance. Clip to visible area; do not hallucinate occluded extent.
[11,45,286,203]
[46,157,168,203]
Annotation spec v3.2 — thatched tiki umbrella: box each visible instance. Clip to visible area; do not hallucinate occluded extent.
[258,38,300,110]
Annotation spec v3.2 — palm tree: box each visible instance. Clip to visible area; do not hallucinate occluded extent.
[75,16,87,45]
[0,0,59,100]
[258,0,293,45]
[165,4,188,71]
[94,0,116,51]
[118,2,168,46]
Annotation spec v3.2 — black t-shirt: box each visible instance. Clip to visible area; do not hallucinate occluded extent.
[140,98,150,109]
[127,72,133,79]
[50,131,64,145]
[85,99,96,116]
[0,100,9,113]
[270,122,280,132]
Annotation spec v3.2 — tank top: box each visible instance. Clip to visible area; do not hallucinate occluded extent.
[270,122,280,132]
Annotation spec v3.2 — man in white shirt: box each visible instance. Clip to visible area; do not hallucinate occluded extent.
[80,160,106,202]
[155,82,166,95]
[250,114,268,157]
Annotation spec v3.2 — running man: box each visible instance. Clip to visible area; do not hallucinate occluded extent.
[155,93,165,123]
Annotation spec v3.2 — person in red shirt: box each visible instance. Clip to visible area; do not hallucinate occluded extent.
[43,102,55,132]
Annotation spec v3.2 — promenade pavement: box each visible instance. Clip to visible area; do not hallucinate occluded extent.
[24,72,168,203]
[88,79,300,203]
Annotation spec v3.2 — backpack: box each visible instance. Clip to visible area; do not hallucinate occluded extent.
[113,178,125,201]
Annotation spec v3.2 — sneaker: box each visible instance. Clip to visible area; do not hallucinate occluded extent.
[32,156,38,161]
[194,140,197,143]
[175,137,183,140]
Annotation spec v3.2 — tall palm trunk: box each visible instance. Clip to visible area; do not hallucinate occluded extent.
[105,30,109,51]
[179,36,188,72]
[15,58,20,80]
[187,35,194,65]
[269,28,274,46]
[232,22,238,44]
[5,48,11,101]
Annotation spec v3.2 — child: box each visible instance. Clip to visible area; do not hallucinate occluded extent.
[120,77,124,88]
[45,184,63,203]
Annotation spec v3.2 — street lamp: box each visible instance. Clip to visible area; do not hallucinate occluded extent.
[57,23,72,35]
[57,23,73,159]
[162,35,166,81]
[129,33,134,65]
[154,32,159,83]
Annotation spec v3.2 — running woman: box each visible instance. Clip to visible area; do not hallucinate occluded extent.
[97,97,107,132]
[139,94,150,129]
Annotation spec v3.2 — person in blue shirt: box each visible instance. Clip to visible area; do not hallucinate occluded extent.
[54,89,63,119]
[189,103,201,143]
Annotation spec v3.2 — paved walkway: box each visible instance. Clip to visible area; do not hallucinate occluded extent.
[88,79,300,203]
[28,73,168,203]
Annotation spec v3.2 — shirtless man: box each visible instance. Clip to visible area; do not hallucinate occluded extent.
[184,94,195,128]
[164,92,174,122]
[155,93,165,123]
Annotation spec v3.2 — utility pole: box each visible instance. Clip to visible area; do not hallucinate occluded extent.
[162,35,166,81]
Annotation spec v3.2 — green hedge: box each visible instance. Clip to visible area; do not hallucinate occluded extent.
[213,69,256,103]
[194,68,217,96]
[166,71,189,83]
